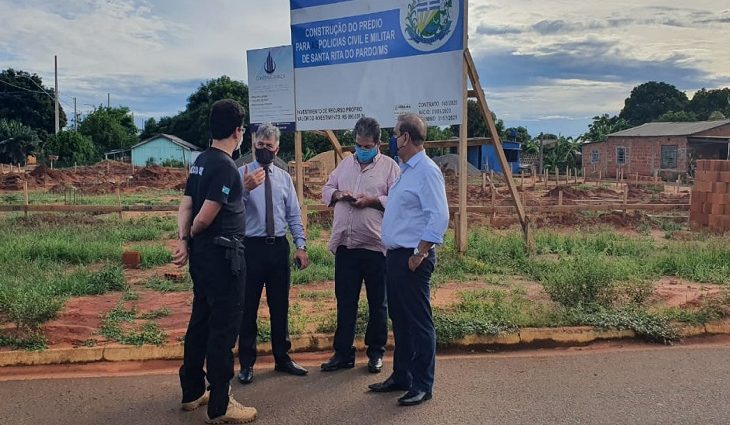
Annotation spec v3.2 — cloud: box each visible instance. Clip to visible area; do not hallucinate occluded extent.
[1,0,728,136]
[476,24,522,36]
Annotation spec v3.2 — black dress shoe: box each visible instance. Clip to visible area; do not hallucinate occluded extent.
[398,390,432,406]
[368,377,410,392]
[274,360,308,376]
[367,357,383,373]
[321,356,355,372]
[237,367,253,384]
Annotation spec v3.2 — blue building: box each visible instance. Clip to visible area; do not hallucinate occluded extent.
[130,134,201,167]
[467,142,522,174]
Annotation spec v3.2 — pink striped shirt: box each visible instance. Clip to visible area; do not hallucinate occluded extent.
[322,154,401,255]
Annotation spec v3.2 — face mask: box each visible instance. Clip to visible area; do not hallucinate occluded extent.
[355,145,377,163]
[232,147,241,161]
[255,147,275,165]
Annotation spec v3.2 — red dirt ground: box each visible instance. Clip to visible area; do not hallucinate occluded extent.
[0,161,187,193]
[11,268,723,352]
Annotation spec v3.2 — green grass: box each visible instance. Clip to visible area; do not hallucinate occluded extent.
[290,243,334,284]
[1,210,730,349]
[256,319,272,342]
[299,290,334,300]
[434,289,544,343]
[139,307,172,320]
[98,302,168,346]
[314,299,371,335]
[562,307,679,344]
[144,275,192,292]
[288,303,307,336]
[652,240,730,284]
[0,332,48,351]
[130,244,172,268]
[20,189,181,206]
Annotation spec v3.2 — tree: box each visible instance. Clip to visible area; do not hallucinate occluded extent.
[78,106,138,153]
[153,76,249,148]
[708,111,727,121]
[0,119,41,164]
[522,138,540,155]
[582,114,631,142]
[543,136,581,171]
[44,131,98,165]
[139,117,159,141]
[656,110,698,122]
[449,100,505,139]
[619,82,689,126]
[688,88,730,120]
[504,126,530,144]
[0,69,67,139]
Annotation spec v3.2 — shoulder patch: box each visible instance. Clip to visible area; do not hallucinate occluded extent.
[222,186,231,195]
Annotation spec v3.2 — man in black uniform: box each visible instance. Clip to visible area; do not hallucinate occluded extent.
[173,99,257,424]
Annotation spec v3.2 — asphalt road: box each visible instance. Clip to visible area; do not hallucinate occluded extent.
[1,341,730,425]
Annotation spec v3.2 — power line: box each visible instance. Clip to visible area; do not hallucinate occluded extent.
[0,79,47,94]
[20,75,52,96]
[0,91,48,95]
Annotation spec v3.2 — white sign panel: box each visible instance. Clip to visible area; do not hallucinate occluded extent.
[247,45,296,131]
[291,0,464,130]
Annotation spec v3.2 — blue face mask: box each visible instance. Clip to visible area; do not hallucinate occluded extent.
[355,145,377,163]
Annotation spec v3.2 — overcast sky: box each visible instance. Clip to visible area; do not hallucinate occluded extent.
[1,0,728,137]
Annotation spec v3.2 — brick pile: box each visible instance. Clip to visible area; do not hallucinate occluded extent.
[690,160,730,233]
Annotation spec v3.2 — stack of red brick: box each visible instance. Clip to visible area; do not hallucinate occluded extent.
[690,160,730,233]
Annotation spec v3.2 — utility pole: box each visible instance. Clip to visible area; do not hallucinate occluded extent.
[54,55,59,134]
[73,97,77,131]
[107,93,110,108]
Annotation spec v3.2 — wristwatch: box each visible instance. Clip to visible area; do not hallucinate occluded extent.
[413,247,428,258]
[297,245,307,251]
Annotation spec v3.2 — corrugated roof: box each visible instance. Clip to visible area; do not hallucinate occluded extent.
[131,134,202,151]
[609,119,730,137]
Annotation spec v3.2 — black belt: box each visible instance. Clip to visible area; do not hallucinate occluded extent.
[245,236,287,245]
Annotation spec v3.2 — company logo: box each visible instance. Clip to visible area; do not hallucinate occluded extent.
[401,0,459,52]
[264,50,277,74]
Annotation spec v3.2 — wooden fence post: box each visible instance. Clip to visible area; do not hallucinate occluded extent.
[24,180,29,218]
[558,190,563,221]
[117,187,123,220]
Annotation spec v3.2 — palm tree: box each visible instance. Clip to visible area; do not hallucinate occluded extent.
[0,119,40,164]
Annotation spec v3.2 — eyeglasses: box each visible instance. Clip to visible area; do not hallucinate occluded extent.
[239,126,247,135]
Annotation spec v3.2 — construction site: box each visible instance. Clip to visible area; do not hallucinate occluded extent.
[1,152,727,359]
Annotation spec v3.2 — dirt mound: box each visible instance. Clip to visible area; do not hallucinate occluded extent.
[545,186,588,200]
[0,174,25,190]
[1,161,187,193]
[131,166,186,189]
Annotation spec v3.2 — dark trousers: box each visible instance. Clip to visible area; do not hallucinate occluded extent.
[386,248,436,393]
[333,246,387,360]
[180,238,246,418]
[238,237,291,367]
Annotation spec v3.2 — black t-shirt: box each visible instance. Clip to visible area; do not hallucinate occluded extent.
[184,147,245,239]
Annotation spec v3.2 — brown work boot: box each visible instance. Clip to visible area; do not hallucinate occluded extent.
[205,397,257,424]
[181,390,209,411]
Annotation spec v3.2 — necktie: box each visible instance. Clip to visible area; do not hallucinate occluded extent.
[264,166,274,237]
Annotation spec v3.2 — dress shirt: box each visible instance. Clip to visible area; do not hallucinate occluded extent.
[239,161,306,249]
[381,151,449,250]
[322,153,400,254]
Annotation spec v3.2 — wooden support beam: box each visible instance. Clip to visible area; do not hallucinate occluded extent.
[325,130,345,160]
[456,30,469,252]
[464,48,532,250]
[295,131,307,230]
